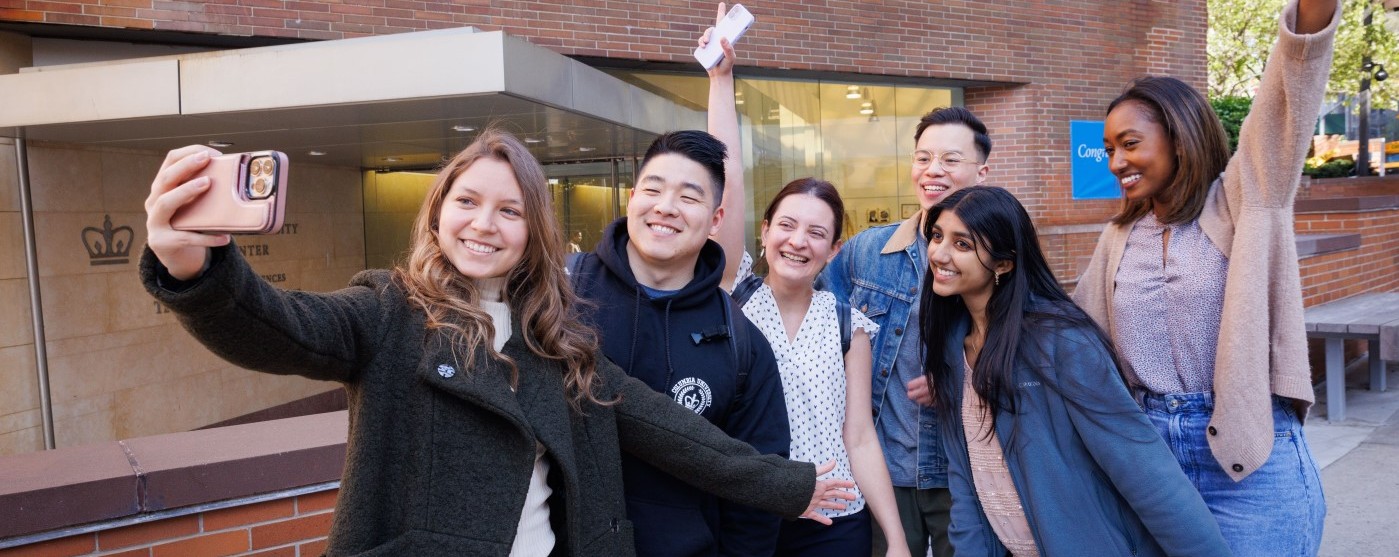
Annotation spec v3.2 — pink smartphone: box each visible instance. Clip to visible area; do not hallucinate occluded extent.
[171,151,288,234]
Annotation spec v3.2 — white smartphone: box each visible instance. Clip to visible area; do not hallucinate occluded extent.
[694,4,755,70]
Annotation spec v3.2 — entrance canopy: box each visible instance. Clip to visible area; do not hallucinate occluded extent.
[0,27,703,168]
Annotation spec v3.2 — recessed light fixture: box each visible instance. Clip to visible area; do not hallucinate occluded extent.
[207,140,234,148]
[383,157,402,162]
[578,146,596,152]
[524,137,543,144]
[452,125,476,132]
[308,150,327,156]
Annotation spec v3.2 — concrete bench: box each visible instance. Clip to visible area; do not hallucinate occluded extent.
[1304,292,1399,422]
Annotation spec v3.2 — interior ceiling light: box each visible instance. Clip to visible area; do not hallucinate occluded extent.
[307,150,327,156]
[579,146,596,152]
[207,140,233,148]
[845,85,861,99]
[383,157,402,162]
[524,137,544,144]
[452,125,476,132]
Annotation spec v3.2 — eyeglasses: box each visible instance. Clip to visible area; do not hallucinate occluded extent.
[912,151,983,172]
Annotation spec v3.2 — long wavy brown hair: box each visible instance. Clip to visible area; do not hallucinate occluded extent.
[393,129,610,410]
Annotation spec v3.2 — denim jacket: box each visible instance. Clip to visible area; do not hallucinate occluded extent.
[936,310,1229,557]
[818,214,948,489]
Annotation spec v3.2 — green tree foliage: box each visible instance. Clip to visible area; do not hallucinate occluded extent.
[1209,0,1399,106]
[1210,95,1253,152]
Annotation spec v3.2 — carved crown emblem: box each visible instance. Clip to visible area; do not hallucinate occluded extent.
[83,214,134,266]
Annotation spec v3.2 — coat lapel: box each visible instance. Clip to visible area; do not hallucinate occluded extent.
[508,340,579,493]
[418,318,581,491]
[417,328,529,431]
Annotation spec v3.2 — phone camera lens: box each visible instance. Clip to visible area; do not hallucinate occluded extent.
[252,178,269,197]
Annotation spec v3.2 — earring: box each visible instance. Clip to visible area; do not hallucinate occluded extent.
[994,272,1002,287]
[759,247,766,259]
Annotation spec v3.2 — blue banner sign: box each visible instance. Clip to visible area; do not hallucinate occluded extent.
[1071,120,1120,200]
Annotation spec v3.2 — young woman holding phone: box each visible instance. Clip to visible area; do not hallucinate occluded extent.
[140,130,854,557]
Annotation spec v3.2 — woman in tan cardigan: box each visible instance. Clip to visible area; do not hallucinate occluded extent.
[1073,1,1339,555]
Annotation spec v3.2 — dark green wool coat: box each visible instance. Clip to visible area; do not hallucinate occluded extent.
[140,245,815,557]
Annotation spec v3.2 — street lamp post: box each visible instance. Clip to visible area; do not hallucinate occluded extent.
[1358,6,1390,177]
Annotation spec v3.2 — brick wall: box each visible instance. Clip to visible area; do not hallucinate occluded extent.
[1297,208,1399,307]
[0,0,1209,228]
[0,490,338,557]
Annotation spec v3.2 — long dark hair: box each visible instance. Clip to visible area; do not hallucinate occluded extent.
[919,186,1123,437]
[1107,76,1231,226]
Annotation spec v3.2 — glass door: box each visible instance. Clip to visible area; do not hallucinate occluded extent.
[545,159,634,253]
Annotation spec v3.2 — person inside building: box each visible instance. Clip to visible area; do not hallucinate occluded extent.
[699,17,910,557]
[140,131,855,557]
[1075,1,1339,555]
[817,105,993,557]
[921,185,1228,556]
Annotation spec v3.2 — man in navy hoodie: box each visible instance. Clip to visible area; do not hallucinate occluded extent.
[569,131,790,557]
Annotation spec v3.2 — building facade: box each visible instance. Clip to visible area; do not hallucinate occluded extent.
[0,0,1210,455]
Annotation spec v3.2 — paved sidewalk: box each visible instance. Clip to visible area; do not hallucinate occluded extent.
[1308,361,1399,556]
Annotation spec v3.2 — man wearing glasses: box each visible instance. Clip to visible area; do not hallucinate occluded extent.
[819,106,992,557]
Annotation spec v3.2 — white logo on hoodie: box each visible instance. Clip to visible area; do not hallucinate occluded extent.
[671,377,713,414]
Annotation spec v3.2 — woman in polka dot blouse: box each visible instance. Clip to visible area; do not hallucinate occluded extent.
[702,21,909,555]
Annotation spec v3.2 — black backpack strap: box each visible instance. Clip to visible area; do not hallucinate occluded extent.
[724,274,764,401]
[722,294,749,400]
[729,274,765,307]
[837,297,852,354]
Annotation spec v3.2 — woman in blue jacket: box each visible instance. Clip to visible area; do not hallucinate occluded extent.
[918,186,1228,556]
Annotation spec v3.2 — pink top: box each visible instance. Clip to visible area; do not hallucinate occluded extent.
[962,359,1039,556]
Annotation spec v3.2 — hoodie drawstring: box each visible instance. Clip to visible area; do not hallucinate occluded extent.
[627,286,641,378]
[661,298,675,390]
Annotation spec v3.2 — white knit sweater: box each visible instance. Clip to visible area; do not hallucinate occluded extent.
[477,277,555,557]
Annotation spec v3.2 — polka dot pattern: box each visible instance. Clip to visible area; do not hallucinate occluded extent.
[738,269,878,518]
[1112,214,1228,395]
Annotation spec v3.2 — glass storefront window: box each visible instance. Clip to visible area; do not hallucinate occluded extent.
[607,70,957,266]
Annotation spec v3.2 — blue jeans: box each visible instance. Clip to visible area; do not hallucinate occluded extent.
[1143,392,1325,557]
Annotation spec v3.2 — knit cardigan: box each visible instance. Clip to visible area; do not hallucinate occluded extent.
[140,245,815,557]
[1073,0,1340,481]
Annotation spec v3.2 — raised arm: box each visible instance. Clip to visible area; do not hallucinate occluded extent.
[1226,0,1339,209]
[142,145,383,383]
[701,2,748,290]
[1296,0,1336,34]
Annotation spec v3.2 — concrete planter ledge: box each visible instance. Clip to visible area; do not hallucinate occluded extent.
[1296,233,1364,258]
[0,411,347,541]
[1295,194,1399,214]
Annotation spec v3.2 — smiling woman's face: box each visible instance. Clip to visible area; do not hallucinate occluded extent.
[1104,100,1177,206]
[435,158,529,280]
